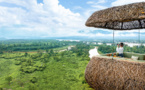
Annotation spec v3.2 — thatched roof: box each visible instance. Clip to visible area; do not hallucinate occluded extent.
[85,56,145,89]
[86,2,145,30]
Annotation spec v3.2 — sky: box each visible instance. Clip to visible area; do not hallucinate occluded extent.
[0,0,145,39]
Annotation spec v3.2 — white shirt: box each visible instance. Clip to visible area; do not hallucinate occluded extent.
[116,47,124,54]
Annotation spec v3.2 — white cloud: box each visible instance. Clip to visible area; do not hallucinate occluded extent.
[86,0,107,9]
[91,5,107,9]
[87,1,94,4]
[97,0,106,4]
[0,0,144,39]
[87,0,106,4]
[112,0,145,6]
[0,0,86,38]
[85,0,107,18]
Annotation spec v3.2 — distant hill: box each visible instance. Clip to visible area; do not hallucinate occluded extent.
[0,38,7,40]
[0,36,144,41]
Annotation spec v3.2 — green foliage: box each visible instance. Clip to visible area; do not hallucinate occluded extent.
[71,43,90,57]
[0,40,92,90]
[0,51,3,54]
[98,44,114,54]
[30,77,37,83]
[24,52,28,57]
[0,87,2,90]
[5,76,12,85]
[19,58,46,73]
[17,79,25,87]
[0,40,69,52]
[124,45,145,53]
[50,49,54,54]
[98,44,145,54]
[28,83,38,90]
[15,61,21,65]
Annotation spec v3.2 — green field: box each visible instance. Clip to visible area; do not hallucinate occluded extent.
[0,41,93,90]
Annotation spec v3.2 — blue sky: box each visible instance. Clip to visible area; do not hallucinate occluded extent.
[0,0,145,39]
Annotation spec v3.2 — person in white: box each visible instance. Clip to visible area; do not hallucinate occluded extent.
[116,43,124,57]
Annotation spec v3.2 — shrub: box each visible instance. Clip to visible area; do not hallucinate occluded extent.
[5,76,12,85]
[30,77,37,83]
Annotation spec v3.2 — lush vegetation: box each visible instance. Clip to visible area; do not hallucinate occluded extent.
[0,40,93,90]
[0,39,80,52]
[1,39,144,90]
[98,44,145,54]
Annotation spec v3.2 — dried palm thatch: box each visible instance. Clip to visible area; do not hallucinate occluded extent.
[85,56,145,90]
[86,2,145,30]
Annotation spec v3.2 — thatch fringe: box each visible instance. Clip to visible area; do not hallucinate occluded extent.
[86,2,145,30]
[85,56,145,90]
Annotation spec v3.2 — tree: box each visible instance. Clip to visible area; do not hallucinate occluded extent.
[50,49,54,54]
[24,52,28,57]
[30,77,37,83]
[46,49,49,53]
[0,51,3,54]
[5,76,12,85]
